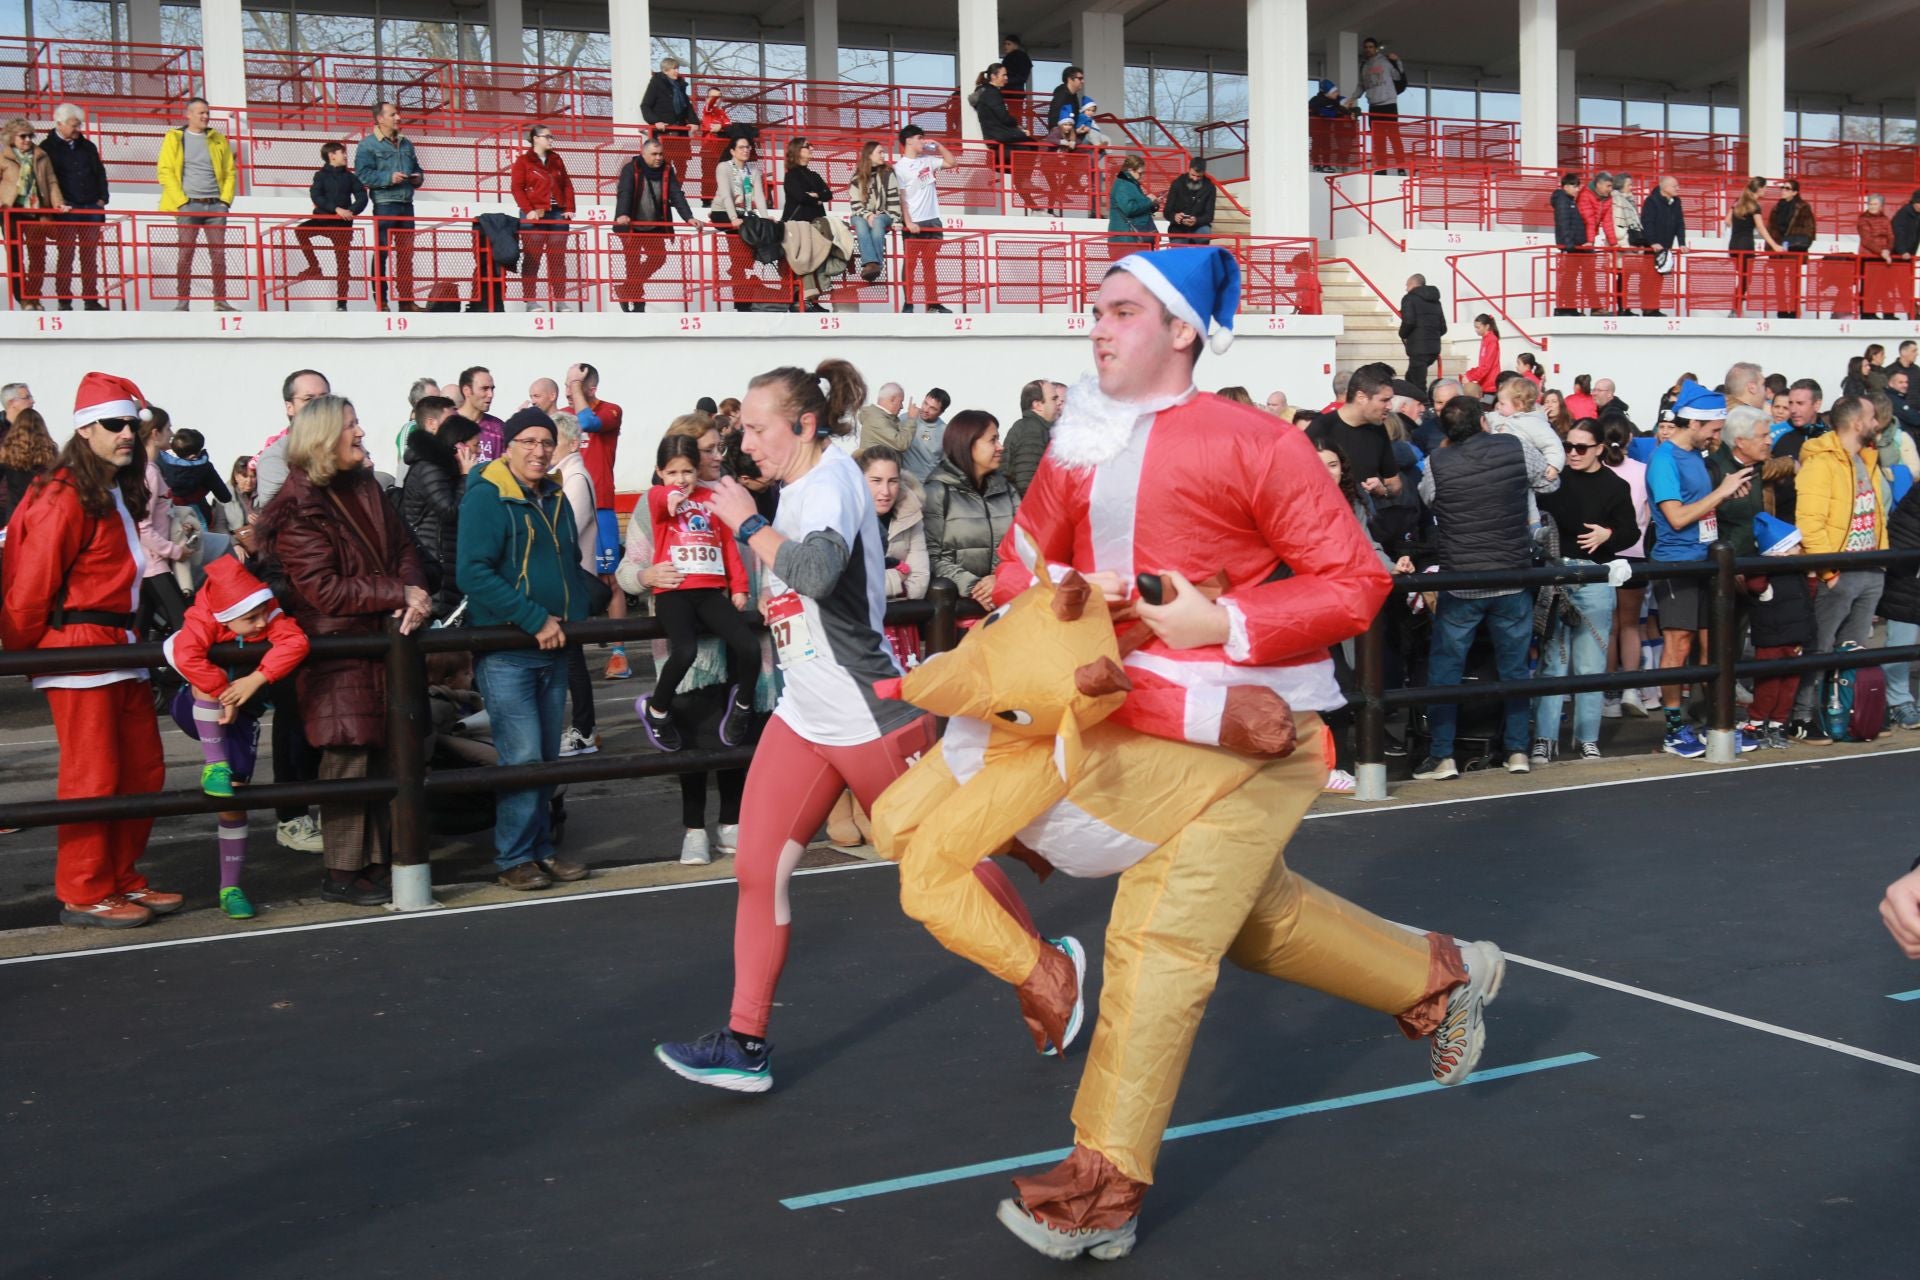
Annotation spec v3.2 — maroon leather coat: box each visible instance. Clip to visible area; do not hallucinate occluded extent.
[258,465,426,749]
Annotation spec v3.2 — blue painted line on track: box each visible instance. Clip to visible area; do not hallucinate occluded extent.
[1887,989,1920,1002]
[779,1051,1599,1211]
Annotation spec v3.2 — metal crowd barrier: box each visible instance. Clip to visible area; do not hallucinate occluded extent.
[0,582,972,910]
[1350,544,1920,800]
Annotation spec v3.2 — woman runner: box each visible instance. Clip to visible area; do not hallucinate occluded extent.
[654,359,1051,1093]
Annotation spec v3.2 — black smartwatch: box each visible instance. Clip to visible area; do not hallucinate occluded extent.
[735,513,770,542]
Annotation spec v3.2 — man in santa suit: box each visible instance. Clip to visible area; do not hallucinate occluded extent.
[1,372,177,929]
[987,248,1506,1259]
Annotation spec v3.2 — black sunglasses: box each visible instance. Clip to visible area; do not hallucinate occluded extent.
[94,417,139,435]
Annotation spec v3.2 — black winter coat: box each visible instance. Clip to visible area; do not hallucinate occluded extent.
[1398,284,1448,356]
[1749,569,1814,648]
[1878,485,1920,625]
[641,72,695,127]
[1893,203,1920,258]
[1552,189,1586,248]
[309,164,369,216]
[614,157,693,225]
[1639,191,1686,248]
[401,426,465,616]
[1162,175,1216,231]
[973,84,1029,146]
[1429,432,1532,572]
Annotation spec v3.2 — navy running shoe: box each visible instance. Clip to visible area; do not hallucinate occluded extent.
[655,1028,772,1093]
[636,695,684,752]
[717,684,752,748]
[1661,725,1707,759]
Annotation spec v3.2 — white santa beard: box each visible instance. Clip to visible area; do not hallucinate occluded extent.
[1048,373,1192,471]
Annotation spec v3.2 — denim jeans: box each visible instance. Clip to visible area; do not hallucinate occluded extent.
[851,213,891,269]
[1533,576,1616,746]
[1887,619,1919,710]
[475,648,568,871]
[1425,590,1534,760]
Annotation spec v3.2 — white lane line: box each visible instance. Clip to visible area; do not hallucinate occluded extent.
[0,860,893,966]
[5,748,1913,965]
[1508,952,1920,1077]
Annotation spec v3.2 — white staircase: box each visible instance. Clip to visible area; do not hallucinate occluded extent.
[1318,259,1404,374]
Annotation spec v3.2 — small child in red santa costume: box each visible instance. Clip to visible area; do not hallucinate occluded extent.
[164,556,311,919]
[0,372,181,928]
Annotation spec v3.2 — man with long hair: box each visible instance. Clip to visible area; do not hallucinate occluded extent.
[0,372,177,928]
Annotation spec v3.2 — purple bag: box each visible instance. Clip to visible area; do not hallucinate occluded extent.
[168,684,264,782]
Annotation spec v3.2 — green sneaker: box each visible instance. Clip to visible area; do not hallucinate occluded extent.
[200,762,235,799]
[219,886,255,919]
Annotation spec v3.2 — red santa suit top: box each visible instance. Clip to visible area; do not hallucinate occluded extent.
[0,471,149,690]
[995,387,1390,748]
[164,585,311,697]
[648,483,747,594]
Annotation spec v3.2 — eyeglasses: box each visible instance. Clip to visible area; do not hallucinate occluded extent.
[701,445,727,457]
[94,417,139,435]
[1566,442,1597,454]
[510,437,555,451]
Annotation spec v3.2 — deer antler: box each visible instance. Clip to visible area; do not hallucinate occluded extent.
[1074,655,1133,697]
[1053,570,1091,622]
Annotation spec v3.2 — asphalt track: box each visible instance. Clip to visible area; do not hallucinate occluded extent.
[6,753,1920,1279]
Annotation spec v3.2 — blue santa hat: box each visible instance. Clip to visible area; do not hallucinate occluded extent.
[1754,512,1801,556]
[1109,246,1241,355]
[1673,378,1727,421]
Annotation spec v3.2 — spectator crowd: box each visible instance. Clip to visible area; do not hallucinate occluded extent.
[3,329,1918,928]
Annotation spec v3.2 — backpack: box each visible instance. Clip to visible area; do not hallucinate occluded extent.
[1822,641,1887,742]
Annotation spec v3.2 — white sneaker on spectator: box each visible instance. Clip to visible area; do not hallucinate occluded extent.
[1505,751,1530,774]
[276,815,323,852]
[1412,756,1458,781]
[1620,688,1649,717]
[715,823,740,856]
[1602,694,1622,719]
[559,728,599,757]
[680,829,713,865]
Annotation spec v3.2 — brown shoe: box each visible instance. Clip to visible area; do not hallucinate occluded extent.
[59,895,153,929]
[540,857,588,883]
[498,863,552,891]
[122,888,184,915]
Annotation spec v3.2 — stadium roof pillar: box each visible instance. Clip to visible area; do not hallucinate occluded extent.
[610,0,651,128]
[805,0,840,84]
[1322,29,1357,101]
[1746,0,1786,177]
[198,0,246,111]
[491,0,525,66]
[1071,9,1126,134]
[957,0,999,140]
[127,0,160,45]
[1247,0,1307,236]
[1517,0,1558,171]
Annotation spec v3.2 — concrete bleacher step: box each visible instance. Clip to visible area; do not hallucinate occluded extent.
[1317,259,1407,373]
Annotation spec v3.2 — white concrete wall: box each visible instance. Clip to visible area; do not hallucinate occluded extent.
[7,317,1342,496]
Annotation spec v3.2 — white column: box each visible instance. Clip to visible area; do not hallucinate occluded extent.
[1517,0,1558,171]
[1321,29,1356,99]
[127,0,162,44]
[1247,0,1308,236]
[1557,48,1576,128]
[956,0,999,141]
[490,0,525,65]
[1072,11,1125,121]
[609,0,651,129]
[198,0,247,110]
[805,0,840,82]
[1746,0,1786,177]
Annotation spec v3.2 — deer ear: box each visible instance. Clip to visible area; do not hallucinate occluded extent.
[1053,570,1091,622]
[1074,655,1132,698]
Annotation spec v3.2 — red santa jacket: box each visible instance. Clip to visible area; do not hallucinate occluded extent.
[511,150,576,217]
[0,471,148,689]
[995,391,1390,746]
[649,484,747,594]
[164,594,310,698]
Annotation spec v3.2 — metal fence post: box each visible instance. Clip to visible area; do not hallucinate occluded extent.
[1705,541,1740,764]
[384,616,437,911]
[927,579,960,655]
[1354,606,1390,801]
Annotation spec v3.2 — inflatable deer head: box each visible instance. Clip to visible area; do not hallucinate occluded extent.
[890,552,1132,780]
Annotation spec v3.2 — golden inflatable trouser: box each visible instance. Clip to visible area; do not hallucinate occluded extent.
[1072,714,1441,1184]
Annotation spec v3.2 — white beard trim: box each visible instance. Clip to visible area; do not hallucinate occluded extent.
[1049,373,1194,471]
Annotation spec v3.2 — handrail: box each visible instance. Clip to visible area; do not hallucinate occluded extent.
[1317,256,1403,318]
[1444,247,1548,351]
[1351,545,1920,798]
[1324,172,1407,251]
[1208,176,1251,219]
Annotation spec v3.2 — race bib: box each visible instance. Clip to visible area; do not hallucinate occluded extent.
[765,591,818,668]
[1698,513,1718,543]
[670,541,723,575]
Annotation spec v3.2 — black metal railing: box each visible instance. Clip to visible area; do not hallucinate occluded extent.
[1351,544,1920,794]
[0,582,975,856]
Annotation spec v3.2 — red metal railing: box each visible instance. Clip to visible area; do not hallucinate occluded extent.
[241,50,607,133]
[1446,244,1918,324]
[1557,126,1746,180]
[0,211,1320,316]
[0,36,201,116]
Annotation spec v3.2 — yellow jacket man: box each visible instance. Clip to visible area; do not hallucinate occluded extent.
[154,97,237,311]
[1789,395,1888,731]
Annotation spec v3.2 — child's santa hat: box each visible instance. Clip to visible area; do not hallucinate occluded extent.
[1108,245,1241,354]
[72,371,152,429]
[1754,511,1802,557]
[201,556,277,624]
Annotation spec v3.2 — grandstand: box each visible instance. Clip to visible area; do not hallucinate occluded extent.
[0,0,1914,482]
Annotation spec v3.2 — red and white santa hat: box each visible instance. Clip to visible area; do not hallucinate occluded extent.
[72,371,152,429]
[201,556,278,624]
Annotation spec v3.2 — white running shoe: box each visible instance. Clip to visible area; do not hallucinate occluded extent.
[680,829,712,865]
[715,823,740,856]
[996,1199,1137,1261]
[558,728,599,757]
[1505,751,1530,774]
[1431,938,1506,1086]
[276,815,323,852]
[1620,687,1649,717]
